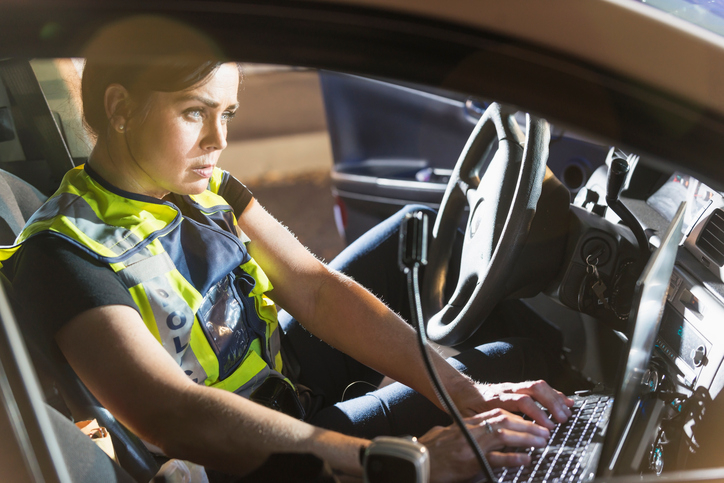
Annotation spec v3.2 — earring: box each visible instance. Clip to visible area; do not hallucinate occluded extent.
[119,124,125,132]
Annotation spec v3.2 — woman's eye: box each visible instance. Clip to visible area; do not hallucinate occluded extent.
[222,111,237,123]
[184,109,204,120]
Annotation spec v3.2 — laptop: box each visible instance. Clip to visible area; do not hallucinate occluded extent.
[494,201,686,483]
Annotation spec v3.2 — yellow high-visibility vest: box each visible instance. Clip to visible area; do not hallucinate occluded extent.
[1,165,285,396]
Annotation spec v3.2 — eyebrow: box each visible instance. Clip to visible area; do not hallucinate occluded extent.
[180,94,239,110]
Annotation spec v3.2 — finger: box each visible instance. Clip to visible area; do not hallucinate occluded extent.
[464,408,522,425]
[520,381,572,424]
[549,389,575,419]
[489,416,550,439]
[487,451,532,468]
[471,423,548,453]
[466,415,551,447]
[561,390,575,407]
[526,382,571,421]
[463,412,494,426]
[494,428,548,450]
[506,394,555,429]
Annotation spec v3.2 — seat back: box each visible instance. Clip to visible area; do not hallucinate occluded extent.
[0,168,47,243]
[0,169,159,483]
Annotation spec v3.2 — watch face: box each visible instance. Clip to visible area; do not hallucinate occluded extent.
[366,454,417,483]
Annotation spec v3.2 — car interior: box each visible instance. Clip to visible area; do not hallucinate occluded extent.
[2,21,724,483]
[324,70,724,481]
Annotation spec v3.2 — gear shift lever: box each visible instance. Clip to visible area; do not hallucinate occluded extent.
[606,156,630,206]
[605,152,649,256]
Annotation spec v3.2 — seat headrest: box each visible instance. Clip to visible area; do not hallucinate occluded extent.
[0,170,47,245]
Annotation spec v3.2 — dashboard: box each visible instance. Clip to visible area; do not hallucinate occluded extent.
[658,264,724,389]
[649,172,724,388]
[570,155,724,474]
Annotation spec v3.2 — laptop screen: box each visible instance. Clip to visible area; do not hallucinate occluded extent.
[599,201,686,475]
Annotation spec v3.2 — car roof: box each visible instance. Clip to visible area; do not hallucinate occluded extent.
[323,0,724,119]
[2,0,724,188]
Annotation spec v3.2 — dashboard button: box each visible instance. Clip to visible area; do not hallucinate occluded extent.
[680,289,706,317]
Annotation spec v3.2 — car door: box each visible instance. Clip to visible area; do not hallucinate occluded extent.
[321,72,610,243]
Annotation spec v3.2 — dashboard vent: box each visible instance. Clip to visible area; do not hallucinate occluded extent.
[697,208,724,267]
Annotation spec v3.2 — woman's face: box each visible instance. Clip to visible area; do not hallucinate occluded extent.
[122,63,239,198]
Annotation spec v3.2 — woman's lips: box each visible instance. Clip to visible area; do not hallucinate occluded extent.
[193,165,214,178]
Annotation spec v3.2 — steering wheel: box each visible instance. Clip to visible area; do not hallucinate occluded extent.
[422,103,550,345]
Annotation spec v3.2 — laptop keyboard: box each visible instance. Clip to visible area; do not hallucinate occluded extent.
[493,395,612,483]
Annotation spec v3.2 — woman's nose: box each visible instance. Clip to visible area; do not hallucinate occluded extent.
[201,118,228,151]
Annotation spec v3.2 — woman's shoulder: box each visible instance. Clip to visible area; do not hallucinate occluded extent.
[12,233,127,296]
[215,171,253,216]
[17,233,105,270]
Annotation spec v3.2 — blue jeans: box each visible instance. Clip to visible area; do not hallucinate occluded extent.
[279,206,552,438]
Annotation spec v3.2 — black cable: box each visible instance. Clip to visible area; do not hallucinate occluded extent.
[405,263,497,483]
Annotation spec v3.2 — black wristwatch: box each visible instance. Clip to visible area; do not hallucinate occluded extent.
[360,436,430,483]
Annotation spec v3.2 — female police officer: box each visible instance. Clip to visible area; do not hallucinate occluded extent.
[4,18,572,482]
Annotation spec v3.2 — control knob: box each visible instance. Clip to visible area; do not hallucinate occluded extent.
[691,345,707,367]
[641,368,659,393]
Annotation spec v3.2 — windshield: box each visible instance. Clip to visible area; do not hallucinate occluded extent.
[637,0,724,37]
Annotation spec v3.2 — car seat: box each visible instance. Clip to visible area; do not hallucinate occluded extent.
[0,168,160,483]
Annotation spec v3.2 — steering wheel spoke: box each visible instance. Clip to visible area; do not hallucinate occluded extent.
[422,103,550,345]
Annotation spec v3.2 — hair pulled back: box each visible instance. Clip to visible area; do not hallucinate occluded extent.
[80,16,229,138]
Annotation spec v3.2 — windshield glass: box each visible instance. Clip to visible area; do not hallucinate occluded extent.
[637,0,724,37]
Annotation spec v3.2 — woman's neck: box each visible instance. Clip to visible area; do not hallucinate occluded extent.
[88,138,169,199]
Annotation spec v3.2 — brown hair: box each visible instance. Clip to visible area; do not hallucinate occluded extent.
[82,60,224,136]
[80,16,234,138]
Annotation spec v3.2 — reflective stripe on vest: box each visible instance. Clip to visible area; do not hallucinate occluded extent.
[4,165,284,397]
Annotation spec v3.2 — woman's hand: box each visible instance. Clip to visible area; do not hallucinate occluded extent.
[447,378,574,430]
[419,409,550,483]
[476,381,574,428]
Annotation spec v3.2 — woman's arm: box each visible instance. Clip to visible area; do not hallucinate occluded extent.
[238,199,473,409]
[56,304,550,480]
[238,199,573,425]
[55,304,366,476]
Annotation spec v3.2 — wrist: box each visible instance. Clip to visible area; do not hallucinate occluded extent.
[446,371,477,397]
[312,431,368,477]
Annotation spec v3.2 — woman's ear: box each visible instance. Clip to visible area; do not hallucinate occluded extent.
[104,84,130,134]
